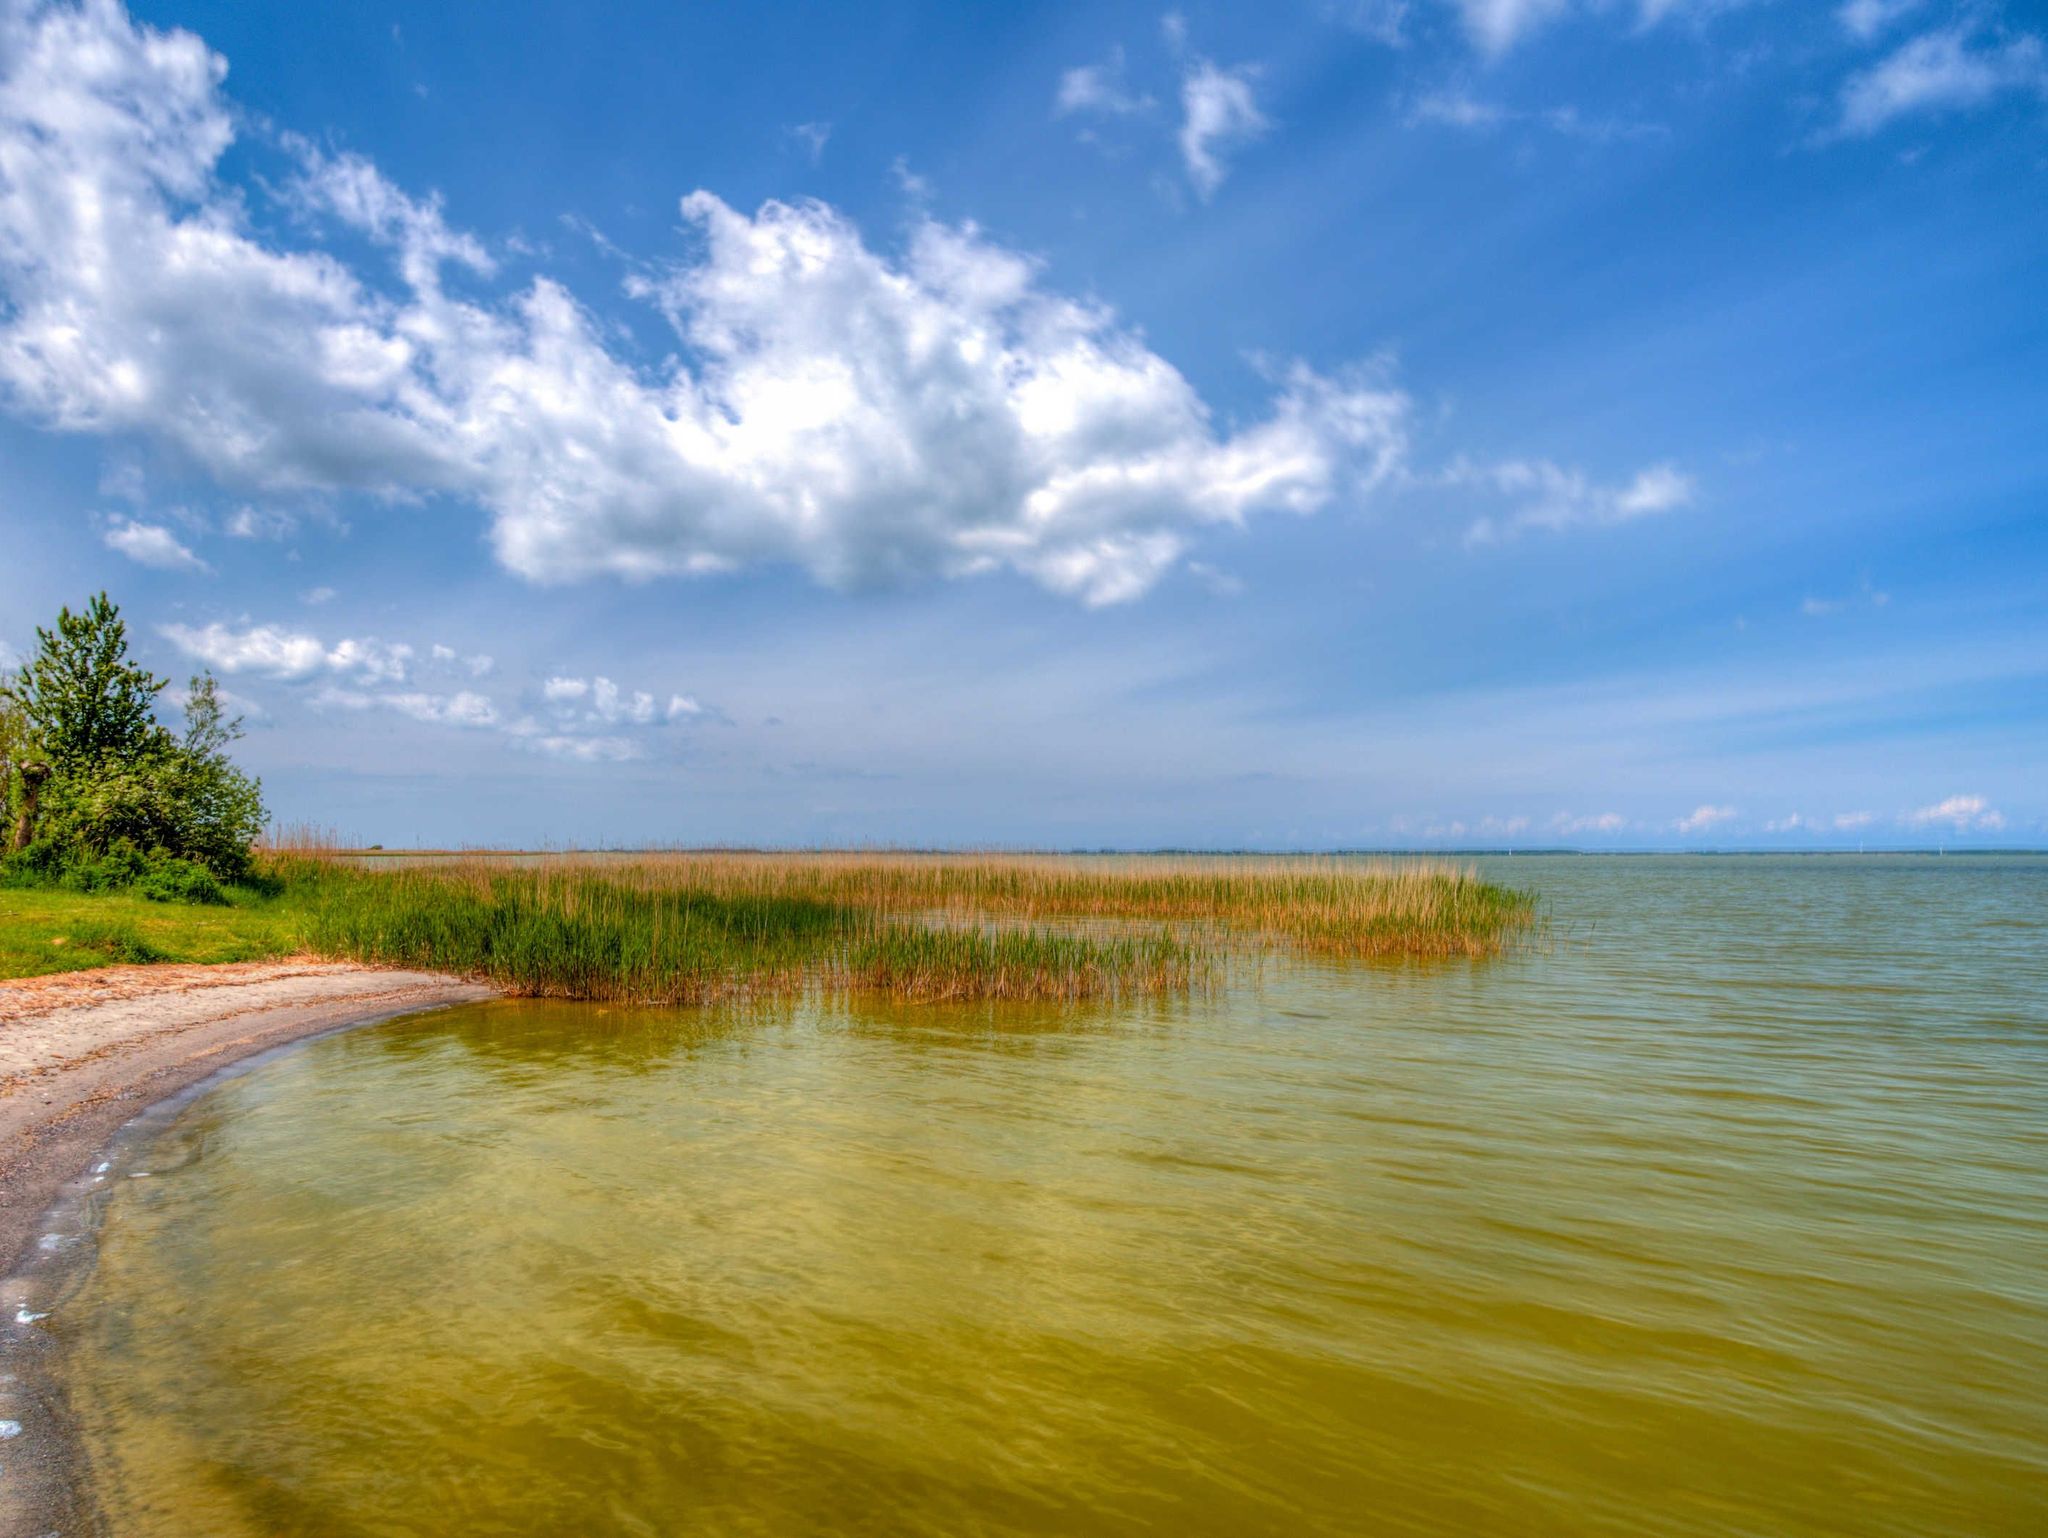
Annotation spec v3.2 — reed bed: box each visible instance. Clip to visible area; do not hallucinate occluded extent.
[273,851,1532,1005]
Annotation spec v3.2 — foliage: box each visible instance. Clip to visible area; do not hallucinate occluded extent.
[1,594,265,890]
[9,593,165,771]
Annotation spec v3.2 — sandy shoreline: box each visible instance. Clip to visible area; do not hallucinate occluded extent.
[0,958,495,1535]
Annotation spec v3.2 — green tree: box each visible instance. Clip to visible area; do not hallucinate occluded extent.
[167,673,266,878]
[2,599,265,883]
[12,593,167,770]
[1,665,37,850]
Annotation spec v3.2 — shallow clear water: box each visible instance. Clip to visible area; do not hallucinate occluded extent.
[43,857,2048,1535]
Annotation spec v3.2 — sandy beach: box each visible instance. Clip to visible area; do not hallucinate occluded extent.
[0,959,496,1275]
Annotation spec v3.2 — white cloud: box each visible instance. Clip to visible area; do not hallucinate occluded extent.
[1833,810,1876,830]
[1675,803,1736,833]
[316,687,497,727]
[524,734,644,763]
[1450,0,1574,55]
[1055,47,1150,117]
[223,506,300,540]
[162,622,413,683]
[430,643,495,676]
[1178,59,1267,197]
[1837,27,2048,136]
[543,674,703,729]
[1550,810,1626,834]
[591,677,656,725]
[102,517,207,571]
[1442,0,1724,54]
[1457,459,1693,544]
[0,0,1409,608]
[301,585,336,605]
[1904,794,2004,831]
[1838,0,1924,43]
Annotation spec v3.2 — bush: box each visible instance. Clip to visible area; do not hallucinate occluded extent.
[136,856,228,906]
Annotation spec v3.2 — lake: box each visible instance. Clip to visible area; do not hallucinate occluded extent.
[38,856,2048,1535]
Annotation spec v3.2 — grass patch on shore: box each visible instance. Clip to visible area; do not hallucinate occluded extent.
[3,852,1535,1000]
[0,887,299,977]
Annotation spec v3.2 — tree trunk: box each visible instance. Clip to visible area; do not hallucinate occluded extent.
[9,762,48,852]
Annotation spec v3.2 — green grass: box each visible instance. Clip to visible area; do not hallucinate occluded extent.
[0,886,301,978]
[3,852,1536,1001]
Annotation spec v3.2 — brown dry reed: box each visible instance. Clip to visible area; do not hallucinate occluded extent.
[273,849,1534,1006]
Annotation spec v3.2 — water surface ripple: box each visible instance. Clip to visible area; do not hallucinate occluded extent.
[46,856,2048,1535]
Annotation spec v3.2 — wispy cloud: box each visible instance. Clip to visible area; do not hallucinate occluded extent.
[317,688,498,728]
[1550,810,1627,834]
[1177,57,1268,198]
[1457,460,1694,545]
[786,121,831,164]
[1408,91,1663,142]
[1801,580,1890,617]
[1837,0,1925,44]
[1836,27,2048,137]
[1055,47,1151,117]
[1444,0,1718,56]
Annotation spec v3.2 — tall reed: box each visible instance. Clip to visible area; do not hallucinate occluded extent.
[278,852,1533,1004]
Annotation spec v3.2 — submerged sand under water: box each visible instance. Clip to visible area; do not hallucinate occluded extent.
[31,856,2048,1536]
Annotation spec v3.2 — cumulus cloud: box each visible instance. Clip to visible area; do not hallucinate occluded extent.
[0,0,1407,607]
[161,622,413,683]
[1905,794,2004,831]
[1675,804,1736,833]
[1457,459,1693,545]
[1837,27,2048,136]
[102,517,207,571]
[1833,810,1876,830]
[1178,59,1267,197]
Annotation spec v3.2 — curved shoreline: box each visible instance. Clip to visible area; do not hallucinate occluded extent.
[0,959,496,1537]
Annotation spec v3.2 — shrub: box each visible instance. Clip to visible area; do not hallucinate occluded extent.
[136,855,228,906]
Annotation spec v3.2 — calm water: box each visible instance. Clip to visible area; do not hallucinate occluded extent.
[38,857,2048,1535]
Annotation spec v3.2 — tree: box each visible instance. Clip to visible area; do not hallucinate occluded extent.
[166,673,266,878]
[1,599,265,881]
[1,672,41,852]
[12,594,167,770]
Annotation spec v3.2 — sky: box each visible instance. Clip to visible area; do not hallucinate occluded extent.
[0,0,2042,849]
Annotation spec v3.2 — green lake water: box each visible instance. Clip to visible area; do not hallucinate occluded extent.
[31,856,2048,1535]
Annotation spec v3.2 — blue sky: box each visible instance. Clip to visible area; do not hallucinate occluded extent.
[0,0,2042,848]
